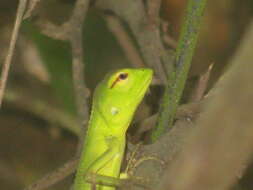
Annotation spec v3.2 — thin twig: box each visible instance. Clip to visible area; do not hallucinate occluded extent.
[161,21,177,49]
[36,0,91,144]
[133,100,203,141]
[67,0,91,154]
[36,19,69,41]
[105,15,145,68]
[22,1,91,189]
[190,63,213,102]
[4,89,80,136]
[23,0,41,19]
[147,0,161,27]
[0,0,28,108]
[163,34,177,49]
[96,0,169,84]
[31,0,91,137]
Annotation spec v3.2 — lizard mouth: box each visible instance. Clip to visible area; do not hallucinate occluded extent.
[135,75,152,102]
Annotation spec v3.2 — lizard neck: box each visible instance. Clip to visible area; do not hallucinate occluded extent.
[88,105,131,137]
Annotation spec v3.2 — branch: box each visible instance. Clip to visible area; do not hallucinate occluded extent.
[96,0,169,84]
[4,89,80,136]
[23,0,41,19]
[147,0,161,27]
[33,0,91,145]
[68,0,91,142]
[105,15,145,68]
[151,0,207,142]
[130,20,253,190]
[22,1,91,189]
[158,21,253,190]
[0,0,28,108]
[190,63,213,102]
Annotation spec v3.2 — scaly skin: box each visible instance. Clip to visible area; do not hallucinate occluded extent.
[73,68,153,190]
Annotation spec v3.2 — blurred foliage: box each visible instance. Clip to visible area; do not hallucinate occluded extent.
[21,11,129,115]
[22,21,75,114]
[0,0,253,189]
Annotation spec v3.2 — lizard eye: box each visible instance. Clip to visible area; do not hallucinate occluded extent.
[110,72,129,88]
[118,73,128,80]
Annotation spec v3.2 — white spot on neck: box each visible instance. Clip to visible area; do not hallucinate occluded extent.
[111,107,119,115]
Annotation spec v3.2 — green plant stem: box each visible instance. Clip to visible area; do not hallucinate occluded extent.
[151,0,207,142]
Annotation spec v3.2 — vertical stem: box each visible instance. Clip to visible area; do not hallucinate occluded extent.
[151,0,207,142]
[0,0,27,108]
[68,0,90,144]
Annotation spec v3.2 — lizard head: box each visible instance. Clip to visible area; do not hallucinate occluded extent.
[93,68,153,132]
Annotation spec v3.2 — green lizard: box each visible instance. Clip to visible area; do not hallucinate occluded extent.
[73,68,153,190]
